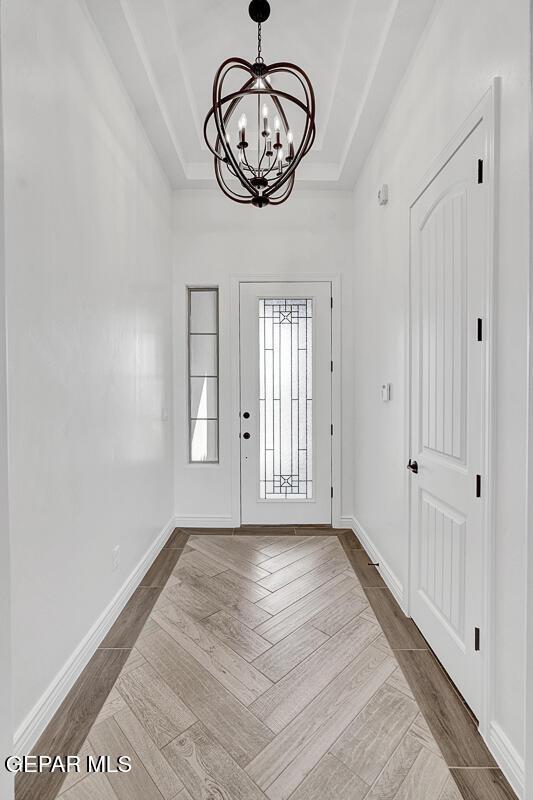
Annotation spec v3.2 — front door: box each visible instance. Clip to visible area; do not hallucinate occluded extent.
[409,120,487,717]
[240,281,332,525]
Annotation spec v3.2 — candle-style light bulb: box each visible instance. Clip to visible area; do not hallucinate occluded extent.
[277,148,284,174]
[238,114,247,148]
[273,116,282,150]
[287,130,295,162]
[262,104,269,137]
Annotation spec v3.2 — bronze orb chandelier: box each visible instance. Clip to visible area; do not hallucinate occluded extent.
[204,0,316,208]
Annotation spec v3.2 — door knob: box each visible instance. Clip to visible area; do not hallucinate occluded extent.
[243,432,251,440]
[243,411,250,419]
[407,459,418,474]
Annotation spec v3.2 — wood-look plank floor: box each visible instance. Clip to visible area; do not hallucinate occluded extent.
[22,529,515,800]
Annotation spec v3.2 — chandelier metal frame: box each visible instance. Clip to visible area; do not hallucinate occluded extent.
[203,0,316,207]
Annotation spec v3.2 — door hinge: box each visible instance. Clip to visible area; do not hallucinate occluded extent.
[331,423,334,436]
[330,486,334,498]
[476,474,482,498]
[330,296,333,309]
[477,158,484,184]
[474,627,481,651]
[477,318,483,342]
[331,361,333,373]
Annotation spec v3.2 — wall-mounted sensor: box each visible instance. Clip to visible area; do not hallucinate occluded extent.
[377,184,389,205]
[381,383,392,402]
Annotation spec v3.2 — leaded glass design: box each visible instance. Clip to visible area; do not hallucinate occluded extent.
[259,298,313,500]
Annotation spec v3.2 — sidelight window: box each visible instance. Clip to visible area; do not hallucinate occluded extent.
[188,288,219,462]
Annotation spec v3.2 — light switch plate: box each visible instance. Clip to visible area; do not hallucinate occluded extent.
[381,383,392,402]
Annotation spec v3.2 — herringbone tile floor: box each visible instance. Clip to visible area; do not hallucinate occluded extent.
[57,534,463,800]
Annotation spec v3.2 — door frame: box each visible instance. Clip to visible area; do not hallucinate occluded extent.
[230,274,342,528]
[406,81,499,740]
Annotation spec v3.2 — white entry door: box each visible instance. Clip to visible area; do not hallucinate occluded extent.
[240,281,332,525]
[409,120,488,717]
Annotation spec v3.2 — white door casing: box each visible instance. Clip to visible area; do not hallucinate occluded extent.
[409,118,489,718]
[240,281,332,525]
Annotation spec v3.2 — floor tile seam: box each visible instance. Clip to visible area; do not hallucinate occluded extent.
[249,636,395,740]
[340,545,429,652]
[422,646,481,730]
[194,608,274,659]
[252,538,328,567]
[257,543,349,588]
[162,568,275,627]
[158,715,270,800]
[259,538,339,573]
[97,647,133,651]
[135,627,274,750]
[301,589,378,641]
[397,651,493,768]
[111,700,184,797]
[251,557,360,612]
[393,739,451,799]
[324,749,371,791]
[339,537,475,772]
[163,546,190,551]
[324,702,406,790]
[249,617,336,676]
[113,652,201,740]
[186,540,277,575]
[405,707,447,760]
[342,707,434,798]
[153,610,277,704]
[245,620,352,703]
[449,766,504,770]
[252,657,395,794]
[252,570,362,632]
[232,527,298,535]
[159,720,201,758]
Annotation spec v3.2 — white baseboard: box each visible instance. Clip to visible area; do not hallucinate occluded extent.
[339,515,405,611]
[340,522,525,797]
[174,515,235,528]
[13,515,175,757]
[486,722,525,799]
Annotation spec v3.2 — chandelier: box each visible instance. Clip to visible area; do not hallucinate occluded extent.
[204,0,316,207]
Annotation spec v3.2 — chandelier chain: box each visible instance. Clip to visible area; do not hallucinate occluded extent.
[257,23,262,62]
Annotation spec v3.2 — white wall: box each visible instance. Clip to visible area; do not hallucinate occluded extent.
[351,0,529,793]
[173,189,353,527]
[0,1,13,793]
[3,0,174,743]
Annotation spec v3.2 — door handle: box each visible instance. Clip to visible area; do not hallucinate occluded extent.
[407,459,418,474]
[243,432,251,440]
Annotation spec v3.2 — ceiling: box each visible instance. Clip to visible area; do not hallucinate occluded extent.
[85,0,437,190]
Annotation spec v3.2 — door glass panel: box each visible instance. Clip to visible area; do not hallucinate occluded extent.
[259,298,312,500]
